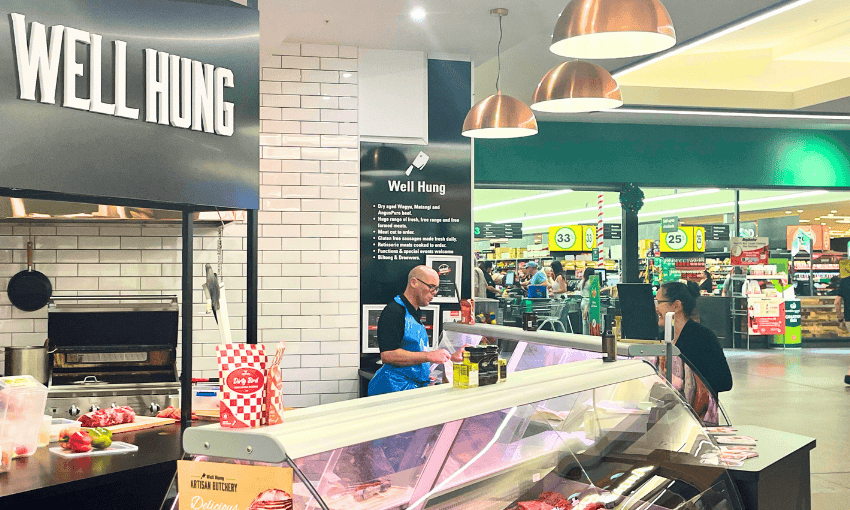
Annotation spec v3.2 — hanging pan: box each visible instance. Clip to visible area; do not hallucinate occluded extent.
[7,241,52,311]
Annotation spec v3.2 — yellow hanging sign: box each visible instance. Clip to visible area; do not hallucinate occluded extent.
[660,226,705,253]
[549,225,596,252]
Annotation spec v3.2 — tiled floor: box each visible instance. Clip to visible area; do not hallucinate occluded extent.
[721,348,850,510]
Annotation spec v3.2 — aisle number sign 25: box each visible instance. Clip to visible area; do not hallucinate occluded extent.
[549,226,596,251]
[660,226,705,252]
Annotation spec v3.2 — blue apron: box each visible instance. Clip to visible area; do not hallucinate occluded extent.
[368,296,430,396]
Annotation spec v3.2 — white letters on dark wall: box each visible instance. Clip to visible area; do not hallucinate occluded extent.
[10,12,235,136]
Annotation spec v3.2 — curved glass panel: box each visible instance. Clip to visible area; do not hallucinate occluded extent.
[438,328,730,426]
[271,368,742,510]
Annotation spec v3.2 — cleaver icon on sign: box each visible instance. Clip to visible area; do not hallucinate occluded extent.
[405,151,430,176]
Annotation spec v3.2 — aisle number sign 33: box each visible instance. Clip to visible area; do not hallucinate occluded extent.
[549,226,596,252]
[660,226,705,252]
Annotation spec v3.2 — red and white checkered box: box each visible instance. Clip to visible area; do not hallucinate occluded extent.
[217,344,266,428]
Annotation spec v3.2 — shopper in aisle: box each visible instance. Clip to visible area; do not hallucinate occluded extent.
[720,266,744,297]
[473,262,487,298]
[520,261,547,291]
[655,281,733,394]
[832,276,850,385]
[579,267,595,335]
[481,261,498,298]
[368,265,467,396]
[549,261,568,297]
[698,270,714,294]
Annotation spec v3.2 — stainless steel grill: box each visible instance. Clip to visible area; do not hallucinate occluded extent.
[45,295,181,419]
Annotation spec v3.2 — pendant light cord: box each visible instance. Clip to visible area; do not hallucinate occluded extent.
[496,15,503,93]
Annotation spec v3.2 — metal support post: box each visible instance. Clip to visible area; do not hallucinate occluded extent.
[247,209,259,344]
[181,210,194,425]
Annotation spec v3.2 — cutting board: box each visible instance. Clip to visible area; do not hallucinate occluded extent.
[77,415,177,434]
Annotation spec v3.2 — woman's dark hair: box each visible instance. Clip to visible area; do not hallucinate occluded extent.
[582,267,595,283]
[551,260,564,277]
[703,270,712,280]
[659,281,700,319]
[479,260,493,271]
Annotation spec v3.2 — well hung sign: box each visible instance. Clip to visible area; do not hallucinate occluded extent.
[10,13,236,136]
[0,1,259,210]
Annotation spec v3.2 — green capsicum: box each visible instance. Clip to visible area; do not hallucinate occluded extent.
[89,427,113,449]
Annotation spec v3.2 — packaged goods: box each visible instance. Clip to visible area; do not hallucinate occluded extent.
[453,350,478,388]
[217,343,267,428]
[0,375,48,459]
[498,358,507,382]
[265,341,286,425]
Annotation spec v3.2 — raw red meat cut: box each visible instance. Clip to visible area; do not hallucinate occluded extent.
[77,406,136,427]
[537,491,573,509]
[517,501,554,510]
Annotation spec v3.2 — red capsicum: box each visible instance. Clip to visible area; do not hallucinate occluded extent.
[68,431,93,453]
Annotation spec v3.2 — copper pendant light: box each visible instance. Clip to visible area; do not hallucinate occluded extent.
[551,0,676,59]
[462,9,537,139]
[531,61,623,113]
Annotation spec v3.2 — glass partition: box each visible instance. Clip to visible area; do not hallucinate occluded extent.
[438,327,730,427]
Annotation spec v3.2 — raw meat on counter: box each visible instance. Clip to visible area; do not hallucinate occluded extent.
[512,490,581,510]
[156,406,196,420]
[78,406,136,427]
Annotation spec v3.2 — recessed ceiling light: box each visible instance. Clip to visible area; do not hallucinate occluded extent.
[410,7,426,22]
[785,211,792,214]
[821,222,826,225]
[800,219,810,223]
[831,210,838,213]
[797,210,803,213]
[342,73,353,78]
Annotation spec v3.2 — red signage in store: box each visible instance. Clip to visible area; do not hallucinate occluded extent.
[748,299,785,336]
[730,237,769,266]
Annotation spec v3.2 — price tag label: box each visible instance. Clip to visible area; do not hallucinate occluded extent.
[694,227,705,251]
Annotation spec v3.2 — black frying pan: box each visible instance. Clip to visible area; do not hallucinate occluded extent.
[7,241,52,311]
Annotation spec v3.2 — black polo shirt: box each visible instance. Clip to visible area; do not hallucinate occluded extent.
[377,295,420,352]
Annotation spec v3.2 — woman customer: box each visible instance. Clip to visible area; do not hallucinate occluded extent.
[548,261,568,297]
[698,270,713,294]
[655,281,733,394]
[579,267,595,335]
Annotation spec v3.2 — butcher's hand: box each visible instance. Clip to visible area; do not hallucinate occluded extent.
[450,344,471,363]
[426,349,451,364]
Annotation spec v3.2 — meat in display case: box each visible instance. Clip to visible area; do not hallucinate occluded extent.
[183,360,743,510]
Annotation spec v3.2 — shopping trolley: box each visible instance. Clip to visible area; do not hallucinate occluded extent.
[536,297,571,333]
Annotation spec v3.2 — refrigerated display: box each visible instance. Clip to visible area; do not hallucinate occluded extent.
[184,360,744,510]
[437,322,729,427]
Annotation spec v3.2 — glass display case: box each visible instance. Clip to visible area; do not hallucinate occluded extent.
[184,360,743,510]
[437,323,729,427]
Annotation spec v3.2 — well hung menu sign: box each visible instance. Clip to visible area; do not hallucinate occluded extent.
[0,0,259,209]
[360,60,472,333]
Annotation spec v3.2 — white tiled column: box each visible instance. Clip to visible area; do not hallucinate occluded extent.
[260,43,360,406]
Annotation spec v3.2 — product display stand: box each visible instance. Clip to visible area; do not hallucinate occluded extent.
[730,272,750,349]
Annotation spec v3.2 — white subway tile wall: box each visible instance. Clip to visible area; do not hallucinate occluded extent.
[257,43,359,404]
[0,222,246,380]
[0,44,360,406]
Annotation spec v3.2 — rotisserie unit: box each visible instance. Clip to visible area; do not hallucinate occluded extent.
[44,296,180,419]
